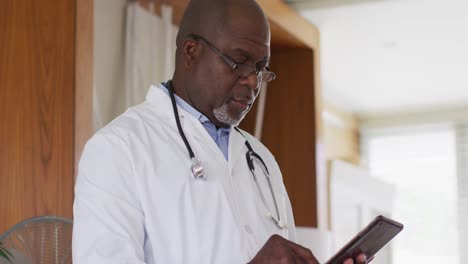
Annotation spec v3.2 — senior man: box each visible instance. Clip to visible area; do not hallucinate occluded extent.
[73,0,368,263]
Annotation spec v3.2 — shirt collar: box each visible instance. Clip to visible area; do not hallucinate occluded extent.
[159,83,231,134]
[159,83,209,123]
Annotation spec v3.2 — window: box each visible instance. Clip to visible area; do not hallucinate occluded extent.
[362,124,459,264]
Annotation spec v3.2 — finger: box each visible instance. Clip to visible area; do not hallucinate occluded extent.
[285,243,318,264]
[269,235,318,263]
[299,254,319,264]
[292,250,317,264]
[343,258,354,264]
[290,244,318,264]
[355,253,367,264]
[294,249,319,264]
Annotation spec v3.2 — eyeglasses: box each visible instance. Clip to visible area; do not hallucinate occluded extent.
[188,34,276,84]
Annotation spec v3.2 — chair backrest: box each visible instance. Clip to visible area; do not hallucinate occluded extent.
[0,216,72,264]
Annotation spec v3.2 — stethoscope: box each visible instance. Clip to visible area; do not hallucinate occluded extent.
[166,81,286,229]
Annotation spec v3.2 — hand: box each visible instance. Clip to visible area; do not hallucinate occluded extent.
[248,234,319,264]
[343,254,375,264]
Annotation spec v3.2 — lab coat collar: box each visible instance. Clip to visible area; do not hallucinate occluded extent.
[157,83,212,124]
[146,84,206,130]
[228,127,248,170]
[145,84,178,120]
[145,84,247,167]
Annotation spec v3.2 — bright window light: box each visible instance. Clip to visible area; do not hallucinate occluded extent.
[365,125,459,264]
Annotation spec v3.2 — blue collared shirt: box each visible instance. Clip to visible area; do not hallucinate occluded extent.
[160,83,231,160]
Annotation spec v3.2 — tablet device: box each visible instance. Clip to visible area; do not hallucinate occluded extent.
[325,215,404,264]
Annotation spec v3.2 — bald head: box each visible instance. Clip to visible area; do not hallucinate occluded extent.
[171,0,272,128]
[176,0,270,47]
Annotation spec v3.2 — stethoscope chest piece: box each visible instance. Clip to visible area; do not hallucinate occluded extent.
[191,157,205,180]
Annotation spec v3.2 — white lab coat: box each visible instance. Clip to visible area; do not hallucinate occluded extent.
[73,84,297,264]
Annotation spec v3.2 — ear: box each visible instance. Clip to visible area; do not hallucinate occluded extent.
[182,39,200,69]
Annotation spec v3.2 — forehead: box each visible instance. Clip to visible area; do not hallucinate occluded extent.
[216,21,271,60]
[222,12,270,44]
[206,0,271,56]
[223,35,270,55]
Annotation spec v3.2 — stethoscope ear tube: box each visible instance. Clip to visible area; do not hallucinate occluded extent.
[236,127,269,175]
[166,82,285,229]
[248,151,270,175]
[167,81,206,180]
[246,151,255,171]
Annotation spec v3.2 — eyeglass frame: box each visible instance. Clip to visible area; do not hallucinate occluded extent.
[187,34,276,84]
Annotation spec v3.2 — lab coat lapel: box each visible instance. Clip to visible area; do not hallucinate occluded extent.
[182,117,228,165]
[147,84,236,165]
[228,128,247,171]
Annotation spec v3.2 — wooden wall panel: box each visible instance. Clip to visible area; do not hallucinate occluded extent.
[75,0,94,176]
[136,0,311,49]
[242,48,317,227]
[265,48,317,227]
[0,0,75,233]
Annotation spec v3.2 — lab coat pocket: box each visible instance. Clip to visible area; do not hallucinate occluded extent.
[180,175,240,232]
[178,177,245,262]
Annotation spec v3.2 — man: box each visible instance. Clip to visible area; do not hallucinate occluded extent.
[73,0,368,263]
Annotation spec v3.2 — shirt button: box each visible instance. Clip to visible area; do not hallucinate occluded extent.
[244,225,253,235]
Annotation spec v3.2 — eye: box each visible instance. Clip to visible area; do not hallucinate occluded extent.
[231,56,248,65]
[229,49,251,64]
[255,61,269,71]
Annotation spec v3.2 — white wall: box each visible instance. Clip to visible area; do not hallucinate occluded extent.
[293,0,468,115]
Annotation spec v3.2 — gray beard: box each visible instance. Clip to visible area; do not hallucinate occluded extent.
[212,102,249,126]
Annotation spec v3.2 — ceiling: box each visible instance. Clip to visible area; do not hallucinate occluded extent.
[288,0,468,116]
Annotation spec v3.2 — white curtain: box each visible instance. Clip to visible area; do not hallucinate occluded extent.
[124,2,178,109]
[93,1,178,130]
[93,0,128,130]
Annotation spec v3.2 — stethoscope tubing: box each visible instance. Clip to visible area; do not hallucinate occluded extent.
[166,81,285,229]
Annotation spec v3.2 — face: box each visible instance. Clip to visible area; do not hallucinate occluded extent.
[183,16,271,127]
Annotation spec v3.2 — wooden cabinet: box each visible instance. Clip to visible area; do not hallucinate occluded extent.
[0,0,93,233]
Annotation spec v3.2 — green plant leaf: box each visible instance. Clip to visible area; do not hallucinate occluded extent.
[0,242,13,263]
[3,248,13,258]
[0,250,12,263]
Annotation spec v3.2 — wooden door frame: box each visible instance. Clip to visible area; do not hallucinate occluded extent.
[75,0,94,178]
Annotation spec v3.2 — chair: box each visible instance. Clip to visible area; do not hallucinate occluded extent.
[0,216,72,264]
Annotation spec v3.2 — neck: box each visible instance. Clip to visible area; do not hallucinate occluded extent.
[169,78,229,128]
[170,78,192,106]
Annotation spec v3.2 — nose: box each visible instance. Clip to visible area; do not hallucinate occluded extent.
[241,72,260,90]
